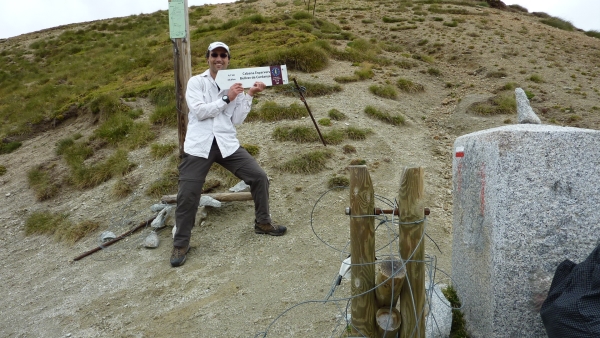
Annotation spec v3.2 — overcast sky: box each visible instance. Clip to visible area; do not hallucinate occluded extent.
[0,0,598,40]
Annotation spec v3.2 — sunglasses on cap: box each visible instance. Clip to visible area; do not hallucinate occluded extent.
[210,52,229,58]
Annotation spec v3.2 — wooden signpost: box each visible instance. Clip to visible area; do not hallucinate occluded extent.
[168,0,191,157]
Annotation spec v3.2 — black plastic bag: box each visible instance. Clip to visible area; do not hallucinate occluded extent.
[540,244,600,338]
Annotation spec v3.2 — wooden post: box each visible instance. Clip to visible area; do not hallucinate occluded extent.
[169,0,192,157]
[375,257,406,308]
[398,167,425,338]
[348,165,377,337]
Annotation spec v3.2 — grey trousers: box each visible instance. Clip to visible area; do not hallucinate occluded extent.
[173,140,271,248]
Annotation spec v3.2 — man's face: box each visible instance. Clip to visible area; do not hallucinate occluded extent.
[207,47,229,76]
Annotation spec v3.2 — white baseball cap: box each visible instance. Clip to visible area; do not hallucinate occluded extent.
[207,41,230,53]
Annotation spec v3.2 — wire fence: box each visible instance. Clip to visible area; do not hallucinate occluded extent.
[254,186,462,338]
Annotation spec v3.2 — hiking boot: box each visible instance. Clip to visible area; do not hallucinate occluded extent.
[170,245,190,267]
[254,221,287,236]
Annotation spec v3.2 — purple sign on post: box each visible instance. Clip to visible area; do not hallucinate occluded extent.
[270,65,283,86]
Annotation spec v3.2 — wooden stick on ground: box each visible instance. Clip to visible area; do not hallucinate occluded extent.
[161,192,252,204]
[73,215,157,261]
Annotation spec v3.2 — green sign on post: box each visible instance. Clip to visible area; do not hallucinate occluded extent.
[168,0,186,39]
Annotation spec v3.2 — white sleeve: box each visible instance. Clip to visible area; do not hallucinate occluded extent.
[185,76,227,121]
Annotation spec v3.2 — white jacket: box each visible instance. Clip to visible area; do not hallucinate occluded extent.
[184,69,253,158]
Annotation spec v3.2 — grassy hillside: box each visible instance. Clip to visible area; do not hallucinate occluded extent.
[1,0,600,239]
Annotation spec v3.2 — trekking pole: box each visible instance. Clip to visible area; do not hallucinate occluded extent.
[292,78,327,146]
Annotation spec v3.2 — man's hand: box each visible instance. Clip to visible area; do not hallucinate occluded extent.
[227,82,244,101]
[248,81,266,97]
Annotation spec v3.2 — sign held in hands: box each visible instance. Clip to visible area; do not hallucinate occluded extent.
[215,65,288,89]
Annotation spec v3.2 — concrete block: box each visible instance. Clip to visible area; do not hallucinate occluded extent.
[451,124,600,338]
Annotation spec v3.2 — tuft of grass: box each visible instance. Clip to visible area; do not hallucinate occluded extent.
[146,168,179,198]
[345,126,372,140]
[364,106,405,126]
[27,166,60,201]
[500,82,519,91]
[334,63,374,83]
[277,149,333,174]
[397,78,425,93]
[246,101,307,122]
[328,109,347,121]
[0,141,22,154]
[241,143,260,157]
[327,175,349,189]
[274,81,342,97]
[350,159,366,165]
[442,285,469,338]
[427,67,441,76]
[528,74,544,83]
[149,85,178,127]
[55,220,101,244]
[585,30,600,39]
[25,211,69,236]
[150,143,178,159]
[342,144,356,154]
[273,126,318,143]
[540,17,574,31]
[318,118,332,126]
[369,84,398,99]
[112,177,135,199]
[25,211,100,243]
[487,71,507,78]
[443,21,458,27]
[70,149,136,189]
[250,42,329,73]
[469,93,516,115]
[0,165,6,176]
[508,4,528,12]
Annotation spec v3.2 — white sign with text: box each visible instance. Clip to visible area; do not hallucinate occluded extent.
[215,65,288,89]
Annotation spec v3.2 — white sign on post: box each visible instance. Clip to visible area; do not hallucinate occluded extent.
[215,65,288,89]
[168,0,186,39]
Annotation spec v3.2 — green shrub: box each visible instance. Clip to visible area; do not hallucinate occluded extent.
[369,84,398,99]
[364,106,405,125]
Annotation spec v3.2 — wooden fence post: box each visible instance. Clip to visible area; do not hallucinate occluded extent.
[348,165,377,337]
[398,166,425,338]
[169,0,192,157]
